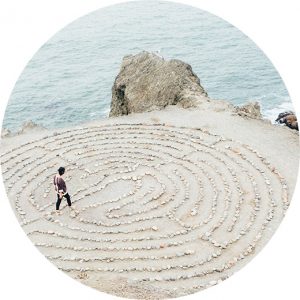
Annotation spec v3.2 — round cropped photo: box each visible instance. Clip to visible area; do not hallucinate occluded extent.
[1,1,299,299]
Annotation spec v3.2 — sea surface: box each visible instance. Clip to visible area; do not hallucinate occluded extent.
[3,0,294,132]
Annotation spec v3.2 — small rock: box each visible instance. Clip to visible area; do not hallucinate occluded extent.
[235,101,262,119]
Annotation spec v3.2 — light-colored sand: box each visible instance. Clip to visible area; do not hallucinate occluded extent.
[1,105,299,299]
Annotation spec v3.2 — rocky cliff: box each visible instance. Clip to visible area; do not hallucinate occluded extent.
[109,51,299,130]
[109,51,209,117]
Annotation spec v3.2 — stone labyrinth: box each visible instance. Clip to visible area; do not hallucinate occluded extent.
[1,123,290,297]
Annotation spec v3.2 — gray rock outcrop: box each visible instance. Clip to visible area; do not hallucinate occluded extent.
[109,51,209,117]
[234,101,262,119]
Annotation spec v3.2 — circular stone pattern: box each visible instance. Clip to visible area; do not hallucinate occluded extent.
[1,123,290,298]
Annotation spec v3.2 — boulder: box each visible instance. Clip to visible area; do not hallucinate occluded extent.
[109,51,209,117]
[275,111,294,123]
[234,101,262,119]
[275,111,298,130]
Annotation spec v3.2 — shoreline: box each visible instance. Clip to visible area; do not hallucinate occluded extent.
[1,98,296,137]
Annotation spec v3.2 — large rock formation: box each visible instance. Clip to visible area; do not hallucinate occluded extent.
[109,51,209,117]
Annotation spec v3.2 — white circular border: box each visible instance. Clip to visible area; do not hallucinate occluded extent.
[0,1,299,300]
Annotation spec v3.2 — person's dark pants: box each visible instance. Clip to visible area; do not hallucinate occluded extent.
[56,193,71,210]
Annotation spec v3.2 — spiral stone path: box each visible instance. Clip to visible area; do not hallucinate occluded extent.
[0,122,291,298]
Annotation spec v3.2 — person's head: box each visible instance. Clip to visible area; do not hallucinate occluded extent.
[58,167,65,176]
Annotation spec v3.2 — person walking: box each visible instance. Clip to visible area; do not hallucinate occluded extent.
[53,167,72,213]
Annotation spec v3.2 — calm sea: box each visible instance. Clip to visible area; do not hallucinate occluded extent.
[3,0,293,132]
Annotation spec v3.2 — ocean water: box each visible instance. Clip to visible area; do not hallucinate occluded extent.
[3,0,293,132]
